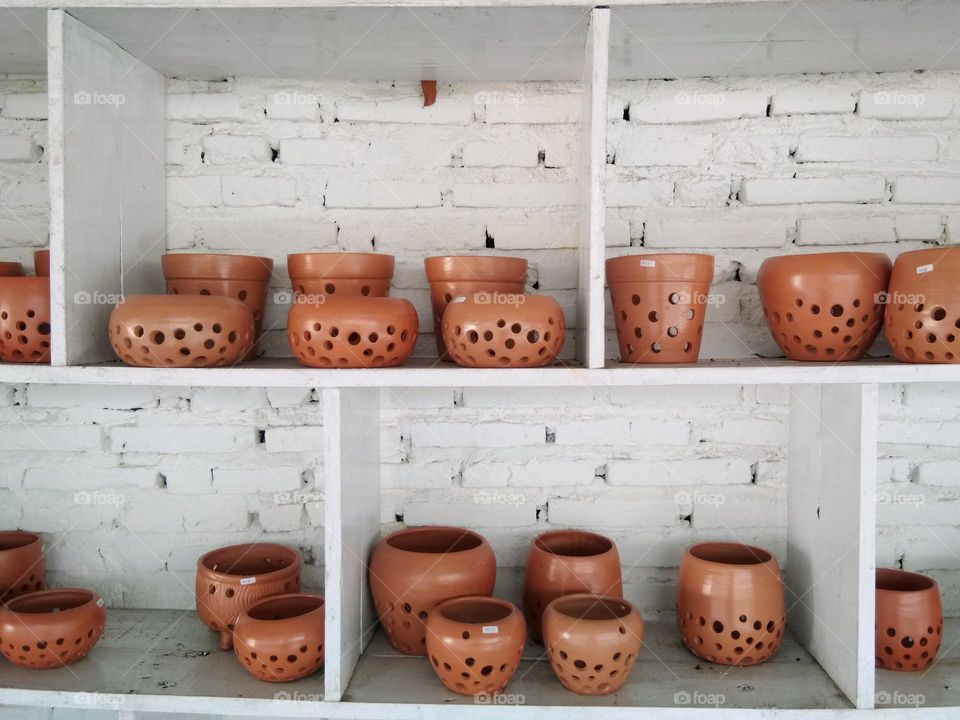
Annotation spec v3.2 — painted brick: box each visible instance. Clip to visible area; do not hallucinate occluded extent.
[858,90,954,120]
[336,95,474,124]
[463,387,598,407]
[266,91,320,121]
[740,175,885,205]
[893,176,960,204]
[796,136,938,163]
[903,384,960,406]
[629,90,768,124]
[609,385,739,407]
[0,426,102,452]
[258,503,304,532]
[915,462,960,486]
[879,420,960,447]
[326,179,441,208]
[265,426,323,452]
[27,384,154,410]
[168,176,222,207]
[23,467,159,491]
[162,467,214,494]
[1,93,47,119]
[549,494,683,527]
[403,501,536,527]
[279,138,361,166]
[110,425,253,453]
[462,462,511,488]
[0,136,40,162]
[452,182,578,208]
[484,94,579,124]
[462,140,540,168]
[222,176,296,207]
[201,135,271,165]
[613,132,711,167]
[191,387,268,412]
[607,457,754,486]
[895,213,943,241]
[700,418,785,446]
[406,422,544,448]
[770,88,855,116]
[509,460,597,487]
[796,215,896,245]
[382,462,456,489]
[644,216,790,248]
[167,93,241,122]
[212,467,303,493]
[675,178,731,206]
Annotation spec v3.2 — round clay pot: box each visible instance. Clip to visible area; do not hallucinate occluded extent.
[0,531,44,602]
[369,526,496,656]
[196,543,302,651]
[33,250,49,278]
[0,277,51,363]
[424,255,528,360]
[425,596,526,696]
[287,296,418,368]
[287,253,394,299]
[233,592,325,682]
[677,542,785,666]
[876,568,942,671]
[441,294,564,368]
[0,588,105,669]
[524,530,623,644]
[606,253,714,363]
[542,593,643,696]
[108,295,255,368]
[758,251,891,361]
[0,262,24,277]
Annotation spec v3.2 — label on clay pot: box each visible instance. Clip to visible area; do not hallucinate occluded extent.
[451,296,466,304]
[96,597,104,607]
[482,626,499,634]
[916,263,934,274]
[240,577,257,586]
[639,259,656,267]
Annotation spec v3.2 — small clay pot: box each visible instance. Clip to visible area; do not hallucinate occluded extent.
[0,277,51,363]
[33,250,49,278]
[606,253,714,363]
[677,542,785,666]
[287,296,418,368]
[369,526,496,656]
[425,596,526,696]
[758,251,891,361]
[524,530,622,644]
[876,568,942,671]
[233,592,325,682]
[424,255,528,360]
[0,262,24,277]
[0,531,44,602]
[196,543,302,651]
[0,588,105,669]
[288,253,394,299]
[542,593,643,696]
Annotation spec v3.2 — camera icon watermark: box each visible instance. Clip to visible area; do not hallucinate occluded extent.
[271,90,321,106]
[674,91,726,107]
[872,91,926,108]
[274,291,327,306]
[674,690,726,707]
[877,489,925,508]
[473,490,526,508]
[73,491,126,507]
[473,291,525,307]
[475,692,526,705]
[74,90,126,108]
[74,291,124,306]
[876,690,925,707]
[474,90,526,106]
[71,692,124,709]
[673,291,726,307]
[273,490,323,505]
[875,291,925,307]
[674,490,725,507]
[274,690,323,703]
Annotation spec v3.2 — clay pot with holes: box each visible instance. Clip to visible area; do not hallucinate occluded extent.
[0,588,105,669]
[369,527,496,656]
[876,568,942,671]
[524,530,622,644]
[425,596,526,696]
[758,251,890,361]
[196,543,302,651]
[0,531,44,602]
[606,253,714,363]
[677,542,785,666]
[34,250,49,278]
[0,262,24,277]
[288,253,394,300]
[233,592,325,682]
[0,277,51,363]
[542,593,643,695]
[424,256,528,360]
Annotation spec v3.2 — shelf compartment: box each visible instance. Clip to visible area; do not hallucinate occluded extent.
[875,618,960,709]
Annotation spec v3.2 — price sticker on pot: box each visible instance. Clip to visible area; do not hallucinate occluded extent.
[240,577,257,586]
[917,263,934,274]
[96,597,104,607]
[639,259,656,268]
[482,626,499,635]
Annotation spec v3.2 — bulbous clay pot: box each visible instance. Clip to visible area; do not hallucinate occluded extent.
[0,262,24,277]
[287,296,418,368]
[542,593,643,696]
[0,588,105,669]
[425,596,526,696]
[196,543,302,651]
[288,253,395,299]
[0,277,51,363]
[369,526,496,656]
[0,531,44,601]
[524,530,623,644]
[33,250,49,278]
[233,592,325,682]
[677,542,785,666]
[758,251,891,361]
[606,253,714,363]
[876,568,942,671]
[424,256,528,360]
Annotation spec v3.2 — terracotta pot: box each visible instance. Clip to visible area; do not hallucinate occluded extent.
[369,526,496,656]
[0,277,51,363]
[542,593,643,695]
[0,531,44,602]
[677,542,785,666]
[606,253,714,363]
[0,588,105,669]
[287,296,418,368]
[196,543,302,650]
[876,568,942,671]
[758,251,890,361]
[233,592,325,682]
[424,255,527,360]
[524,530,622,644]
[288,253,394,299]
[0,262,24,277]
[425,596,526,696]
[109,295,255,368]
[34,250,49,278]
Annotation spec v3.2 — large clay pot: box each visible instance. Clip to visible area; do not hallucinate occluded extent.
[0,531,44,601]
[606,253,714,363]
[677,542,785,666]
[369,526,496,656]
[425,596,526,696]
[542,593,643,695]
[33,250,49,278]
[758,251,890,361]
[233,592,325,682]
[0,277,51,363]
[524,530,622,644]
[424,255,527,360]
[0,262,24,277]
[876,568,942,671]
[287,253,394,299]
[196,543,302,650]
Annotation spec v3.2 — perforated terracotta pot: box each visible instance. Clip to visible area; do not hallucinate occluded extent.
[606,253,714,363]
[0,277,51,363]
[543,593,643,696]
[524,530,622,644]
[288,253,394,299]
[425,596,526,696]
[33,250,49,278]
[677,542,785,666]
[233,592,325,682]
[758,251,890,361]
[0,531,44,602]
[0,262,24,277]
[876,568,942,671]
[369,526,496,656]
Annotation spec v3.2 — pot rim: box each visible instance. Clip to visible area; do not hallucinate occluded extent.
[606,253,714,284]
[0,531,42,552]
[424,255,528,283]
[161,253,274,281]
[685,542,775,567]
[532,529,615,558]
[759,251,891,274]
[434,595,516,625]
[876,567,938,594]
[2,587,100,617]
[197,543,302,585]
[546,592,636,621]
[242,592,325,622]
[382,526,487,555]
[287,252,395,280]
[0,276,49,288]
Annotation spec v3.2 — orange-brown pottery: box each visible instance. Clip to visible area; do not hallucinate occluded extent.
[33,250,49,278]
[0,588,105,668]
[288,253,394,299]
[0,262,24,277]
[233,592,325,682]
[876,568,942,671]
[0,531,44,601]
[0,277,51,363]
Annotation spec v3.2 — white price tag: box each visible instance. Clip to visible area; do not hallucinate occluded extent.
[482,626,499,635]
[917,263,934,274]
[96,597,105,607]
[451,296,466,304]
[240,577,256,586]
[639,259,656,268]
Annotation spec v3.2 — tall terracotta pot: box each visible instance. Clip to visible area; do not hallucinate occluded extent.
[233,592,325,682]
[287,252,394,299]
[0,588,105,668]
[0,277,51,363]
[34,250,49,277]
[0,531,44,601]
[876,568,942,671]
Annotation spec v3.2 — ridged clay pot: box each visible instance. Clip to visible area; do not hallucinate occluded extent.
[606,253,714,363]
[369,526,496,656]
[34,250,49,278]
[543,593,644,696]
[424,256,527,360]
[0,588,105,669]
[876,568,942,671]
[425,596,526,696]
[196,543,302,650]
[677,542,785,666]
[0,531,44,602]
[524,530,622,644]
[0,262,24,277]
[0,277,51,363]
[233,592,325,682]
[758,251,891,361]
[288,253,394,299]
